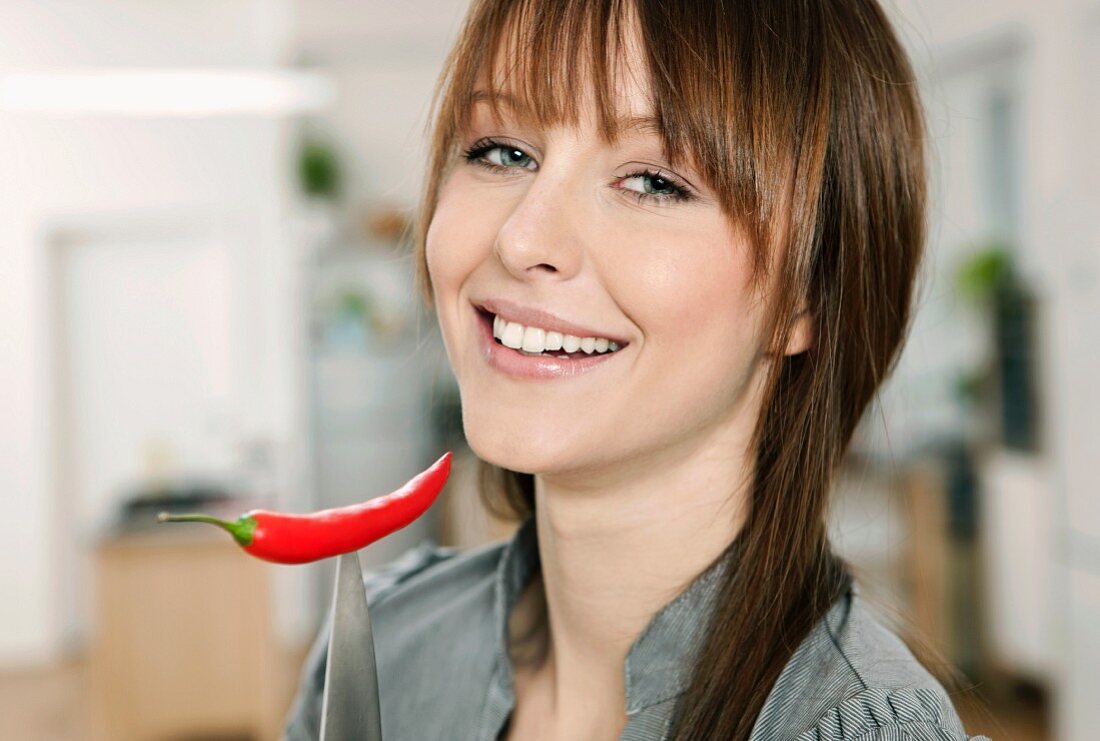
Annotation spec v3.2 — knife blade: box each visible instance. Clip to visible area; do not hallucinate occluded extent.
[319,550,383,741]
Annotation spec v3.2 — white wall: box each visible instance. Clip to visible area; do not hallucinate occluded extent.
[885,1,1100,738]
[294,0,471,206]
[0,0,314,667]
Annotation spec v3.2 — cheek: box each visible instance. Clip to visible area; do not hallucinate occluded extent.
[625,233,757,356]
[425,172,517,289]
[423,218,448,304]
[424,181,490,299]
[425,186,473,293]
[425,185,485,371]
[647,255,761,432]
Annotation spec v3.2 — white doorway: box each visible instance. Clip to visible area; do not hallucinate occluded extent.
[49,215,243,653]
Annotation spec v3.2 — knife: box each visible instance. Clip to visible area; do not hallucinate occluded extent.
[319,550,384,741]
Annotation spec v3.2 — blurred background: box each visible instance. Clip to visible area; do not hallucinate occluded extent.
[0,0,1095,739]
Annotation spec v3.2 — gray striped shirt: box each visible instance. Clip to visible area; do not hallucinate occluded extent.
[283,514,991,740]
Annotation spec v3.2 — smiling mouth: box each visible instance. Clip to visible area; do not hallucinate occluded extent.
[475,306,621,360]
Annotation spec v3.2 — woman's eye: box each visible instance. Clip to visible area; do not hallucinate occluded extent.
[463,140,536,172]
[488,146,533,169]
[621,173,679,197]
[618,170,694,205]
[461,139,694,206]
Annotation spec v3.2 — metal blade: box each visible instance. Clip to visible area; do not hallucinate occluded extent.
[319,551,383,741]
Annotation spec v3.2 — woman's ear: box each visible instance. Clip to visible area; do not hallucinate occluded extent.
[784,308,814,356]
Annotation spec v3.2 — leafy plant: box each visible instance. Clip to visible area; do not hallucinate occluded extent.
[298,138,342,201]
[954,243,1012,306]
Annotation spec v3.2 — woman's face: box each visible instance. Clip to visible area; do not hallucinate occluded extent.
[426,45,795,486]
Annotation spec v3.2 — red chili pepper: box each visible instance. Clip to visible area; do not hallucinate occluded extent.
[157,451,452,564]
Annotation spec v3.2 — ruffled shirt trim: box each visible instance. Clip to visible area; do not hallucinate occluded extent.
[795,687,993,741]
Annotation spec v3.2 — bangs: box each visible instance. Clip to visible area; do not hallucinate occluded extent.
[425,0,835,289]
[437,0,768,225]
[459,0,647,148]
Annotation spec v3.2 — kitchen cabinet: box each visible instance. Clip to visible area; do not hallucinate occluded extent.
[90,526,283,741]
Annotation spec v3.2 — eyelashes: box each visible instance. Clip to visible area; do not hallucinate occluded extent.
[460,137,696,207]
[463,139,536,173]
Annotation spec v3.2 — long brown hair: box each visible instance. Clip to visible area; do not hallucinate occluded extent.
[413,0,964,737]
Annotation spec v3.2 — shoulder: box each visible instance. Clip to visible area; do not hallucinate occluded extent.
[751,582,991,741]
[282,536,508,741]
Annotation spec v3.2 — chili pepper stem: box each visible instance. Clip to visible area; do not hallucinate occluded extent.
[157,511,256,547]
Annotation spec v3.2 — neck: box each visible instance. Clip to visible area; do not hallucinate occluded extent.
[513,419,753,726]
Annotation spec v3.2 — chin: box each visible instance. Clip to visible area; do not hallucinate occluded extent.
[461,413,569,476]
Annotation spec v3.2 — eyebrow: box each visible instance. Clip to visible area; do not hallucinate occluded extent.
[468,89,663,137]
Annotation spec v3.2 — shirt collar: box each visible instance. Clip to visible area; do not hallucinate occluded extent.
[491,513,740,715]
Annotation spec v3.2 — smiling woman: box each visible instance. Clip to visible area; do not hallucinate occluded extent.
[424,11,790,480]
[284,1,991,740]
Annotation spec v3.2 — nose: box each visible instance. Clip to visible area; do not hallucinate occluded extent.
[493,170,584,282]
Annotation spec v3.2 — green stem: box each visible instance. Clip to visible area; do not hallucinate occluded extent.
[157,511,255,547]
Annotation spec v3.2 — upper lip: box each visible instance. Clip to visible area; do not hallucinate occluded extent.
[473,298,630,345]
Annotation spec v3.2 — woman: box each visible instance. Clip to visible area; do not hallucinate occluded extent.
[286,0,992,739]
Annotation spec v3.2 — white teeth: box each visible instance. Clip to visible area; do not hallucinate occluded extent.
[489,312,621,355]
[521,326,545,352]
[500,321,524,349]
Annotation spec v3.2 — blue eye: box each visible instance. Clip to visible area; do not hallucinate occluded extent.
[618,171,689,201]
[463,139,535,171]
[612,168,694,207]
[460,137,695,206]
[492,147,533,168]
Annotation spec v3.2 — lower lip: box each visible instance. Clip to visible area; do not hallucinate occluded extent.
[474,307,625,380]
